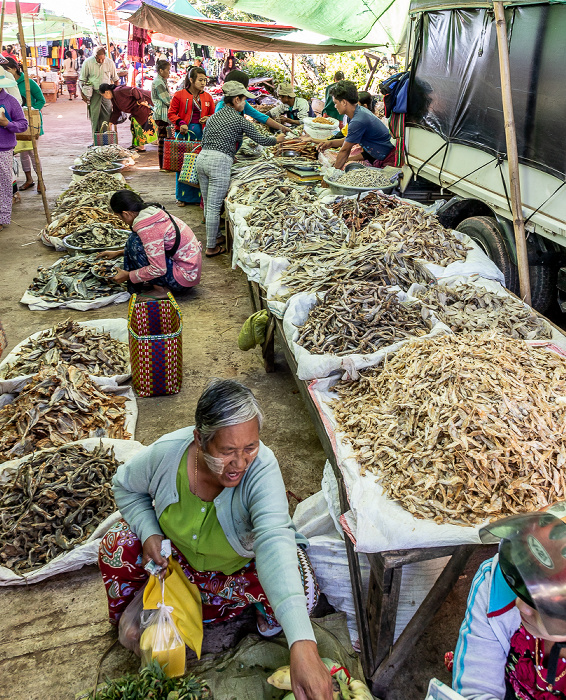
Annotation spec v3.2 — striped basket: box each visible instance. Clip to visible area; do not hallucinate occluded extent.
[128,293,183,397]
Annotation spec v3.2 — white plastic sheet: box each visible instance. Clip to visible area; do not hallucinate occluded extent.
[0,318,131,389]
[0,437,145,585]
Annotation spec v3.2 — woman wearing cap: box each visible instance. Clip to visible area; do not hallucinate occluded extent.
[215,69,290,135]
[0,69,27,231]
[268,83,310,126]
[99,378,334,700]
[168,66,215,207]
[196,80,286,258]
[453,504,566,699]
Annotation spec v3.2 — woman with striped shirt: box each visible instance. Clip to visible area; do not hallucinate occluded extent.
[196,80,285,258]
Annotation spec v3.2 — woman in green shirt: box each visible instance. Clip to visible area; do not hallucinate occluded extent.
[99,378,333,700]
[3,57,45,192]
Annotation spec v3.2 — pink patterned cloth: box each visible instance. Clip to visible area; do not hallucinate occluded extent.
[129,207,202,287]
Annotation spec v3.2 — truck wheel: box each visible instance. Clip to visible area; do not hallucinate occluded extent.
[455,216,519,295]
[455,216,555,312]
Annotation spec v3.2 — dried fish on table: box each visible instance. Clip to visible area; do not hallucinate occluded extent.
[65,223,129,250]
[361,203,470,267]
[297,283,431,355]
[27,254,125,302]
[229,177,308,207]
[0,442,121,573]
[332,168,399,189]
[0,319,129,379]
[333,332,566,526]
[0,364,130,463]
[331,191,400,231]
[40,207,124,241]
[416,282,552,340]
[274,141,318,159]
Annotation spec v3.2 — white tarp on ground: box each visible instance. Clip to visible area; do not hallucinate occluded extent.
[0,318,131,388]
[0,438,145,585]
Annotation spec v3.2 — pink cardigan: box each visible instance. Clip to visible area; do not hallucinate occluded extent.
[129,207,202,287]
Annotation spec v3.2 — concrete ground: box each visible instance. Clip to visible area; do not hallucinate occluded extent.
[1,96,489,700]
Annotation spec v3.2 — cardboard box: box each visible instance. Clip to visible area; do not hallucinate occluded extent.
[41,81,57,94]
[43,92,57,103]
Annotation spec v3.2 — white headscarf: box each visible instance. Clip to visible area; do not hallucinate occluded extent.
[0,66,22,104]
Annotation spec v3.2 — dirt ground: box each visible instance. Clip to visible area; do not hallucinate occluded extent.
[0,96,491,700]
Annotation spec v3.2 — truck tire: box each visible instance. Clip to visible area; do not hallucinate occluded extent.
[455,216,519,295]
[455,216,555,312]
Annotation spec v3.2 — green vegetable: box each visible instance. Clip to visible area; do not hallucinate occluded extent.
[88,660,210,700]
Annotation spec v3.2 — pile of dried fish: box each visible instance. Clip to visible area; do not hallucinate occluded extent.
[244,203,347,255]
[273,156,320,169]
[333,332,566,525]
[78,144,132,164]
[312,116,335,124]
[56,172,132,202]
[92,259,120,279]
[331,192,400,231]
[361,204,470,267]
[41,207,124,240]
[332,168,397,189]
[236,137,266,160]
[230,161,283,181]
[0,443,121,573]
[275,142,318,159]
[28,254,125,302]
[230,178,307,207]
[0,364,130,463]
[53,191,112,217]
[417,283,552,340]
[0,319,129,379]
[297,283,431,355]
[65,223,129,250]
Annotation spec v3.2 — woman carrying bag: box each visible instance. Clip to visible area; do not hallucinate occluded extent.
[168,67,214,207]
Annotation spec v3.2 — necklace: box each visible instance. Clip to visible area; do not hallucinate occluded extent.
[535,637,566,690]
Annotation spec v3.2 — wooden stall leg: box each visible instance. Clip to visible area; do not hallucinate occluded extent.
[261,316,275,373]
[366,554,403,673]
[369,545,476,697]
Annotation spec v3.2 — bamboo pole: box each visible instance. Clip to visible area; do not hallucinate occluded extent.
[102,0,111,55]
[291,53,295,84]
[31,13,37,71]
[0,1,6,48]
[493,1,531,304]
[14,0,50,223]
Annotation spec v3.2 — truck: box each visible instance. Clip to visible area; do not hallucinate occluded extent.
[400,0,566,312]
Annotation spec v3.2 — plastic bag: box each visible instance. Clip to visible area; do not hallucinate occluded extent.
[118,583,147,656]
[140,579,186,678]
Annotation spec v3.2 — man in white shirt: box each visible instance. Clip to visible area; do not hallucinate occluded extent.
[268,83,309,125]
[79,46,118,140]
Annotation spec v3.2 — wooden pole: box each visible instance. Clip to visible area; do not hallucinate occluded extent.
[102,0,111,55]
[493,1,531,304]
[60,26,64,71]
[31,13,37,72]
[14,0,50,223]
[291,53,295,84]
[0,1,6,48]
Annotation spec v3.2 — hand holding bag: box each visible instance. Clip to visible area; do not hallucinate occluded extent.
[162,133,194,172]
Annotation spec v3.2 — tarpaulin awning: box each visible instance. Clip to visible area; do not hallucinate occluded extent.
[116,0,167,12]
[225,0,410,50]
[409,0,566,11]
[128,2,382,53]
[168,0,206,18]
[1,2,41,13]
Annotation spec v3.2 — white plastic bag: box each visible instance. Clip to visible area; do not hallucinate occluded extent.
[119,582,147,655]
[140,581,186,678]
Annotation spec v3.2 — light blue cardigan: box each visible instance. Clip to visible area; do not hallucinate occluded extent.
[112,426,315,647]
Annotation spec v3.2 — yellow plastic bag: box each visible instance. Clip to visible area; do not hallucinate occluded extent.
[143,558,204,659]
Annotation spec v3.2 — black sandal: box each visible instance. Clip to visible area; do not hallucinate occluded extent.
[205,245,227,258]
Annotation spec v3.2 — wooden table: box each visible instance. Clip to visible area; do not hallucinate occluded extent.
[233,255,478,695]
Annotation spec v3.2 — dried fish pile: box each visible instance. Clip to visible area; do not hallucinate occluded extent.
[362,204,470,267]
[230,178,310,207]
[333,168,397,189]
[278,240,426,300]
[331,192,400,231]
[28,254,125,302]
[0,319,129,379]
[297,283,431,355]
[53,191,112,217]
[78,144,132,164]
[65,223,129,250]
[333,332,566,525]
[417,283,552,340]
[230,161,283,181]
[56,172,132,201]
[0,443,120,573]
[74,147,124,171]
[0,364,130,463]
[236,137,265,160]
[41,207,124,240]
[92,259,119,279]
[275,142,318,159]
[312,116,335,124]
[244,204,347,255]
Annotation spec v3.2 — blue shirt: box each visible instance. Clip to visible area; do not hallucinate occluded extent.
[345,105,393,161]
[215,97,269,124]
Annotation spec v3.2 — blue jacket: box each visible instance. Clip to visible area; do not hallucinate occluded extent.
[112,426,315,648]
[215,97,269,124]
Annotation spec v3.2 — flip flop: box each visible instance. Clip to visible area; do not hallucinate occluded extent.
[19,182,34,191]
[205,246,227,258]
[216,235,226,245]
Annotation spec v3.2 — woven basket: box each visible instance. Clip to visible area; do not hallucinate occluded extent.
[128,293,183,397]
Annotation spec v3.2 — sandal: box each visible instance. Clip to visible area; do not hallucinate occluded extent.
[19,182,34,191]
[205,245,227,258]
[176,201,187,207]
[216,235,226,246]
[256,614,282,638]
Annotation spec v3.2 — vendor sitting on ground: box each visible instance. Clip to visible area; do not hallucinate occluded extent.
[268,82,310,126]
[99,378,333,700]
[453,504,566,700]
[215,69,290,134]
[319,80,394,170]
[97,190,201,297]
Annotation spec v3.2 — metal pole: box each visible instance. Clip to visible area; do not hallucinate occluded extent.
[493,1,531,304]
[0,1,6,48]
[102,0,111,55]
[14,0,50,223]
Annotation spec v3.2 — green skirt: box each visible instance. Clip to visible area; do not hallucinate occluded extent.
[130,116,158,147]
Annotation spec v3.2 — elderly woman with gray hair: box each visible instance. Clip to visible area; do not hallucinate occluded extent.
[99,378,333,700]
